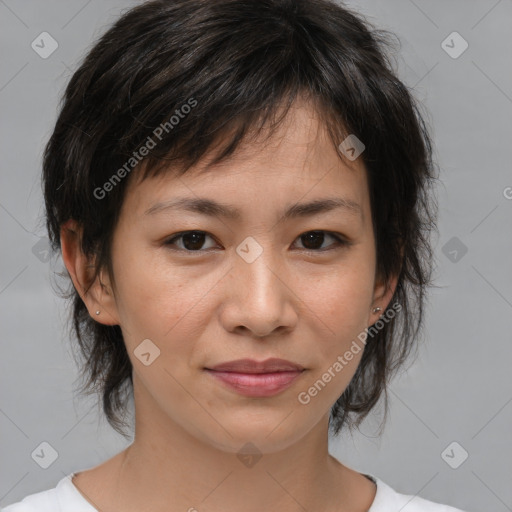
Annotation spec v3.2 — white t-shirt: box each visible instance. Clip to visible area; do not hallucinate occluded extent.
[1,472,467,512]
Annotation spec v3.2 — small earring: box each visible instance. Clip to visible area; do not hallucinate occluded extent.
[372,307,382,314]
[95,310,100,315]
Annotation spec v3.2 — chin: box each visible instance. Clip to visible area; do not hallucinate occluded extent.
[188,413,313,456]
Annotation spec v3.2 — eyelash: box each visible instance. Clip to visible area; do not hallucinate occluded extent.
[163,230,351,254]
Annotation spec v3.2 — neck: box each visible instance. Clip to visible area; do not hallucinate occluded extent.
[116,414,342,512]
[77,377,375,512]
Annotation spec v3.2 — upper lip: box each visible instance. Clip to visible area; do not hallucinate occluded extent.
[206,358,305,374]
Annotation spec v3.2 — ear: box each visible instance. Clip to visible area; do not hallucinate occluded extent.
[369,270,399,325]
[60,219,120,326]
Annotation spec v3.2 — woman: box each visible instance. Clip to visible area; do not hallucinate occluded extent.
[2,0,467,510]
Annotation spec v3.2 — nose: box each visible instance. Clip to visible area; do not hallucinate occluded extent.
[219,246,298,338]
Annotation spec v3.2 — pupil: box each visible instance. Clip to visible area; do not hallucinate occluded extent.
[180,231,325,251]
[183,231,205,250]
[302,231,324,249]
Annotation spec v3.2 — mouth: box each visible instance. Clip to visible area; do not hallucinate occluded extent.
[204,358,306,398]
[204,369,305,397]
[205,357,305,373]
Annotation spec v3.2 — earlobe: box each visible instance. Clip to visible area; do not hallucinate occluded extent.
[370,272,399,323]
[370,241,403,323]
[60,219,120,326]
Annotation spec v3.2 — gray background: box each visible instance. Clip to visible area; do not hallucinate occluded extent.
[1,1,511,511]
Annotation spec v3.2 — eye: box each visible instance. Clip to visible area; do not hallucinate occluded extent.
[292,230,350,252]
[164,230,350,253]
[164,231,219,252]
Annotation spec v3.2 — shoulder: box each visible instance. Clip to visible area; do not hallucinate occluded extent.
[1,486,58,512]
[1,473,96,512]
[368,474,468,512]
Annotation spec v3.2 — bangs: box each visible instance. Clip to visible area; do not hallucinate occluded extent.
[135,91,353,184]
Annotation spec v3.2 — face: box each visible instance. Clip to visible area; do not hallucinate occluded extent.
[87,101,394,454]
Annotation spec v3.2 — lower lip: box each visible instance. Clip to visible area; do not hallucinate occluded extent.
[205,369,304,397]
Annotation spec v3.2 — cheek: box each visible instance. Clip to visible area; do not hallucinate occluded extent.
[294,257,374,384]
[109,246,198,347]
[302,262,374,333]
[295,272,372,409]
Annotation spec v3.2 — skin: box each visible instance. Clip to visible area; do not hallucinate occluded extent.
[61,99,398,512]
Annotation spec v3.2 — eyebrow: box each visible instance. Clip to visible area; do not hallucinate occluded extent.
[144,196,362,223]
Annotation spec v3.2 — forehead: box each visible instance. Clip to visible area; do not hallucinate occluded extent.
[121,100,370,223]
[193,100,355,178]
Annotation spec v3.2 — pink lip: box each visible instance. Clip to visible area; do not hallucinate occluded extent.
[207,357,304,373]
[205,369,304,397]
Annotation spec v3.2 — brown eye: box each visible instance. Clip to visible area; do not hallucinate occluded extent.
[164,229,349,254]
[165,231,218,251]
[294,231,348,252]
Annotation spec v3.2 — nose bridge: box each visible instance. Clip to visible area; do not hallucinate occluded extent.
[235,234,284,304]
[224,234,294,335]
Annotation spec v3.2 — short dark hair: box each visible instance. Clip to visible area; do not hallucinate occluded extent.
[43,0,437,439]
